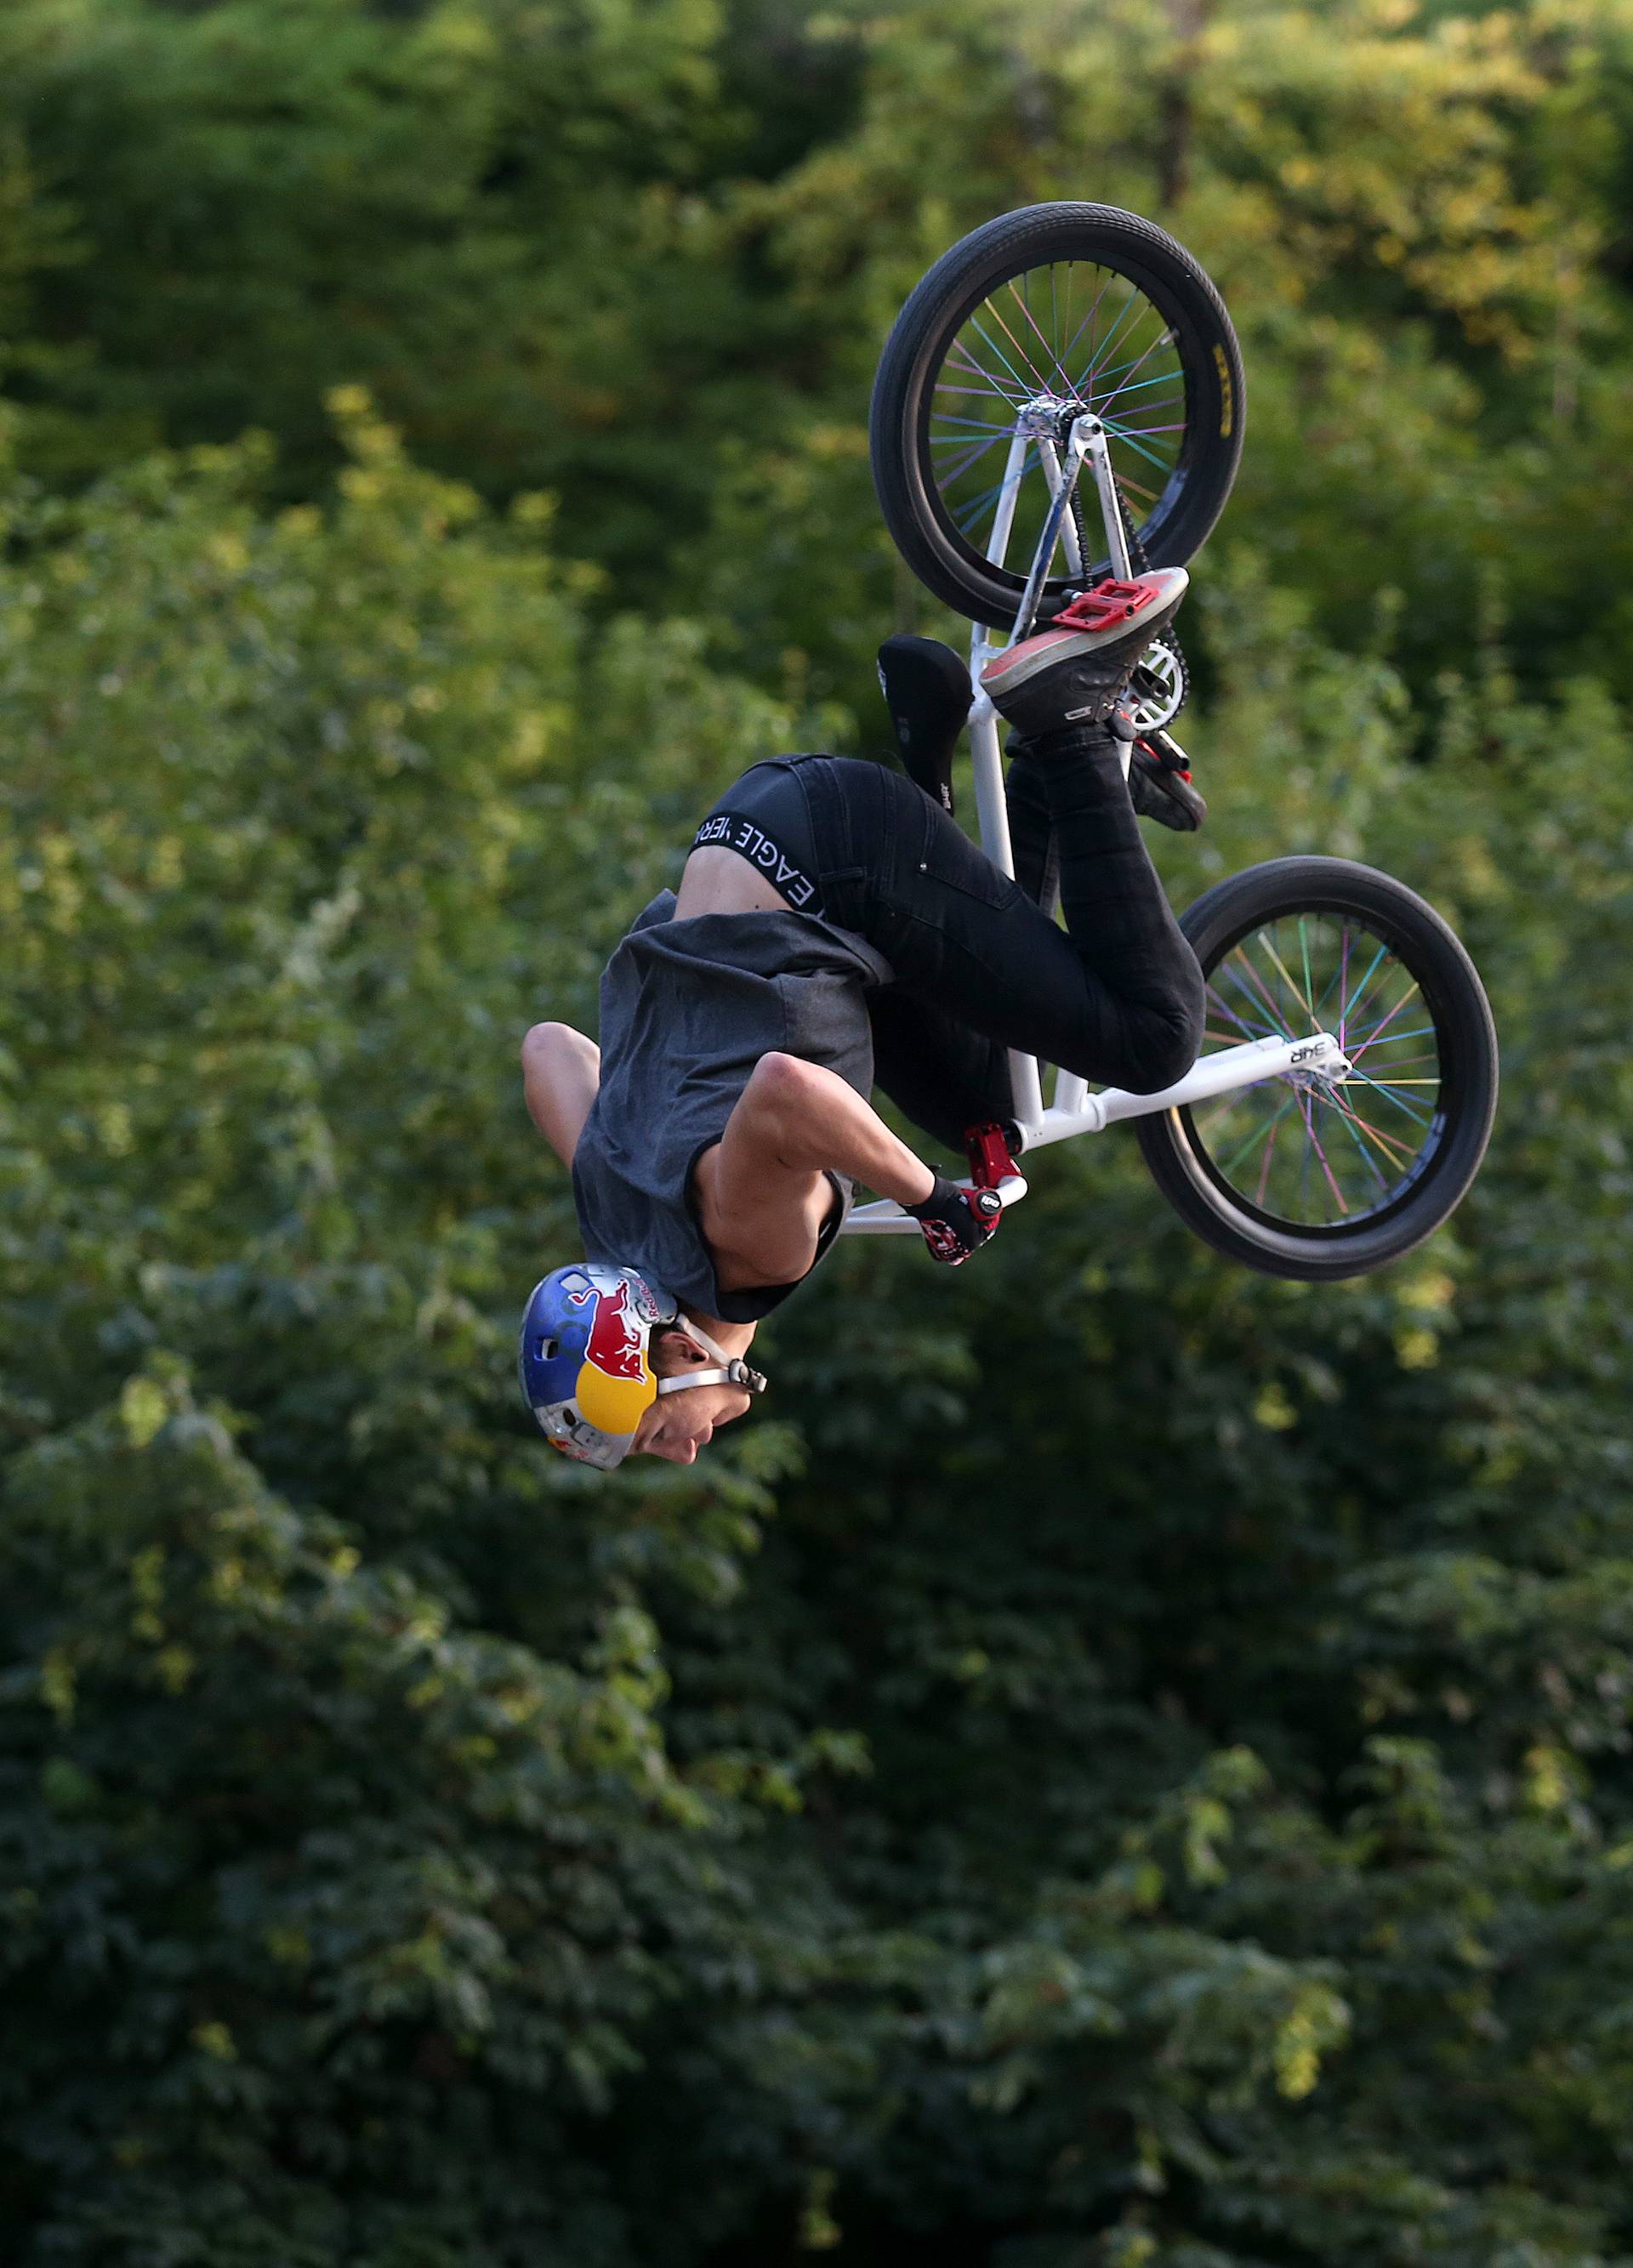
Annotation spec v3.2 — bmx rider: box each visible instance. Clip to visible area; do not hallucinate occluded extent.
[519,570,1205,1468]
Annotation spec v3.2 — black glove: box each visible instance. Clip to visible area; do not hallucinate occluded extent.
[904,1174,1004,1266]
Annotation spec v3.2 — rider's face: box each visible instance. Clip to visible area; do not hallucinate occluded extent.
[632,1331,752,1464]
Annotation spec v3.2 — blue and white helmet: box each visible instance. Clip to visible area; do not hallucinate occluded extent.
[518,1263,766,1470]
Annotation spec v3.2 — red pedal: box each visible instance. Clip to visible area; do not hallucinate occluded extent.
[1053,577,1158,633]
[964,1121,1017,1189]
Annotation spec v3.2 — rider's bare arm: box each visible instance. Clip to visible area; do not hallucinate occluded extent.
[521,1021,600,1167]
[695,1051,936,1290]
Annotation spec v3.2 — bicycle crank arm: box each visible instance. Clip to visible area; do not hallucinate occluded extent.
[1139,721,1190,770]
[840,1172,1030,1236]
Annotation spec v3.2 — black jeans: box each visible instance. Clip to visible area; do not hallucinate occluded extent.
[695,750,1204,1153]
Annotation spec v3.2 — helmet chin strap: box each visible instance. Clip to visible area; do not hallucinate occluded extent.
[654,1313,768,1398]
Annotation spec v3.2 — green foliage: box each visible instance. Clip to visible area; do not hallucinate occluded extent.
[3,4,1633,2264]
[9,0,1633,708]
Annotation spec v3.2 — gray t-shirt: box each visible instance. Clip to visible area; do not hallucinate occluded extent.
[572,894,893,1322]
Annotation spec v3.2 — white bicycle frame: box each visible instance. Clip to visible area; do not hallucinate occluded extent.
[843,412,1350,1236]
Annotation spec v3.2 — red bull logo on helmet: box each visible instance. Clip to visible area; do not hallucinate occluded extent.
[578,1279,648,1384]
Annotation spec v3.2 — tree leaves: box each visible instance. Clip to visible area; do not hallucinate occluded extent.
[3,7,1633,2263]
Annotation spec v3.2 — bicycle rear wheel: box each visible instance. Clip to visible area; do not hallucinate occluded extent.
[870,203,1244,628]
[1135,858,1498,1281]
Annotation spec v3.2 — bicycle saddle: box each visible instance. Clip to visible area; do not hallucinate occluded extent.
[876,634,970,816]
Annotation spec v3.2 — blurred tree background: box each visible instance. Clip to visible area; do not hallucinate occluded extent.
[3,1,1633,2261]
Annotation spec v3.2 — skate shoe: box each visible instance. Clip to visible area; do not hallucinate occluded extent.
[979,570,1189,739]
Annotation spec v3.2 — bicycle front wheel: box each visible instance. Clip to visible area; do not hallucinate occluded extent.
[869,203,1244,628]
[1135,858,1499,1281]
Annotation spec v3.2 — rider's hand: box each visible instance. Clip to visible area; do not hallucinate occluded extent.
[904,1174,1003,1266]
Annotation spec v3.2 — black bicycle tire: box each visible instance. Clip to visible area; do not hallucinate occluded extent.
[870,203,1245,628]
[1135,857,1498,1281]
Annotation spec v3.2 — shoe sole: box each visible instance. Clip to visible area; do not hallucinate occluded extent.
[980,568,1189,704]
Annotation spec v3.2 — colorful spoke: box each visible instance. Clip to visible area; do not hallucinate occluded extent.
[1091,365,1185,402]
[1298,1093,1349,1214]
[1336,942,1393,1043]
[1323,1093,1391,1194]
[1326,1093,1416,1169]
[935,374,1025,406]
[1348,981,1424,1061]
[982,294,1059,395]
[1219,1089,1299,1175]
[1073,284,1143,392]
[1186,912,1446,1230]
[1229,944,1294,1032]
[1345,1071,1436,1126]
[930,433,1003,488]
[1095,426,1175,477]
[1210,972,1278,1037]
[1256,929,1316,1023]
[967,314,1044,403]
[1007,279,1074,394]
[928,258,1185,567]
[929,412,1021,435]
[1095,327,1178,417]
[951,446,1039,535]
[942,344,1025,403]
[1300,918,1314,1021]
[1055,266,1114,379]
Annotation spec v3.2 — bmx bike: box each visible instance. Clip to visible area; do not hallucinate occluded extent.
[842,203,1498,1281]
